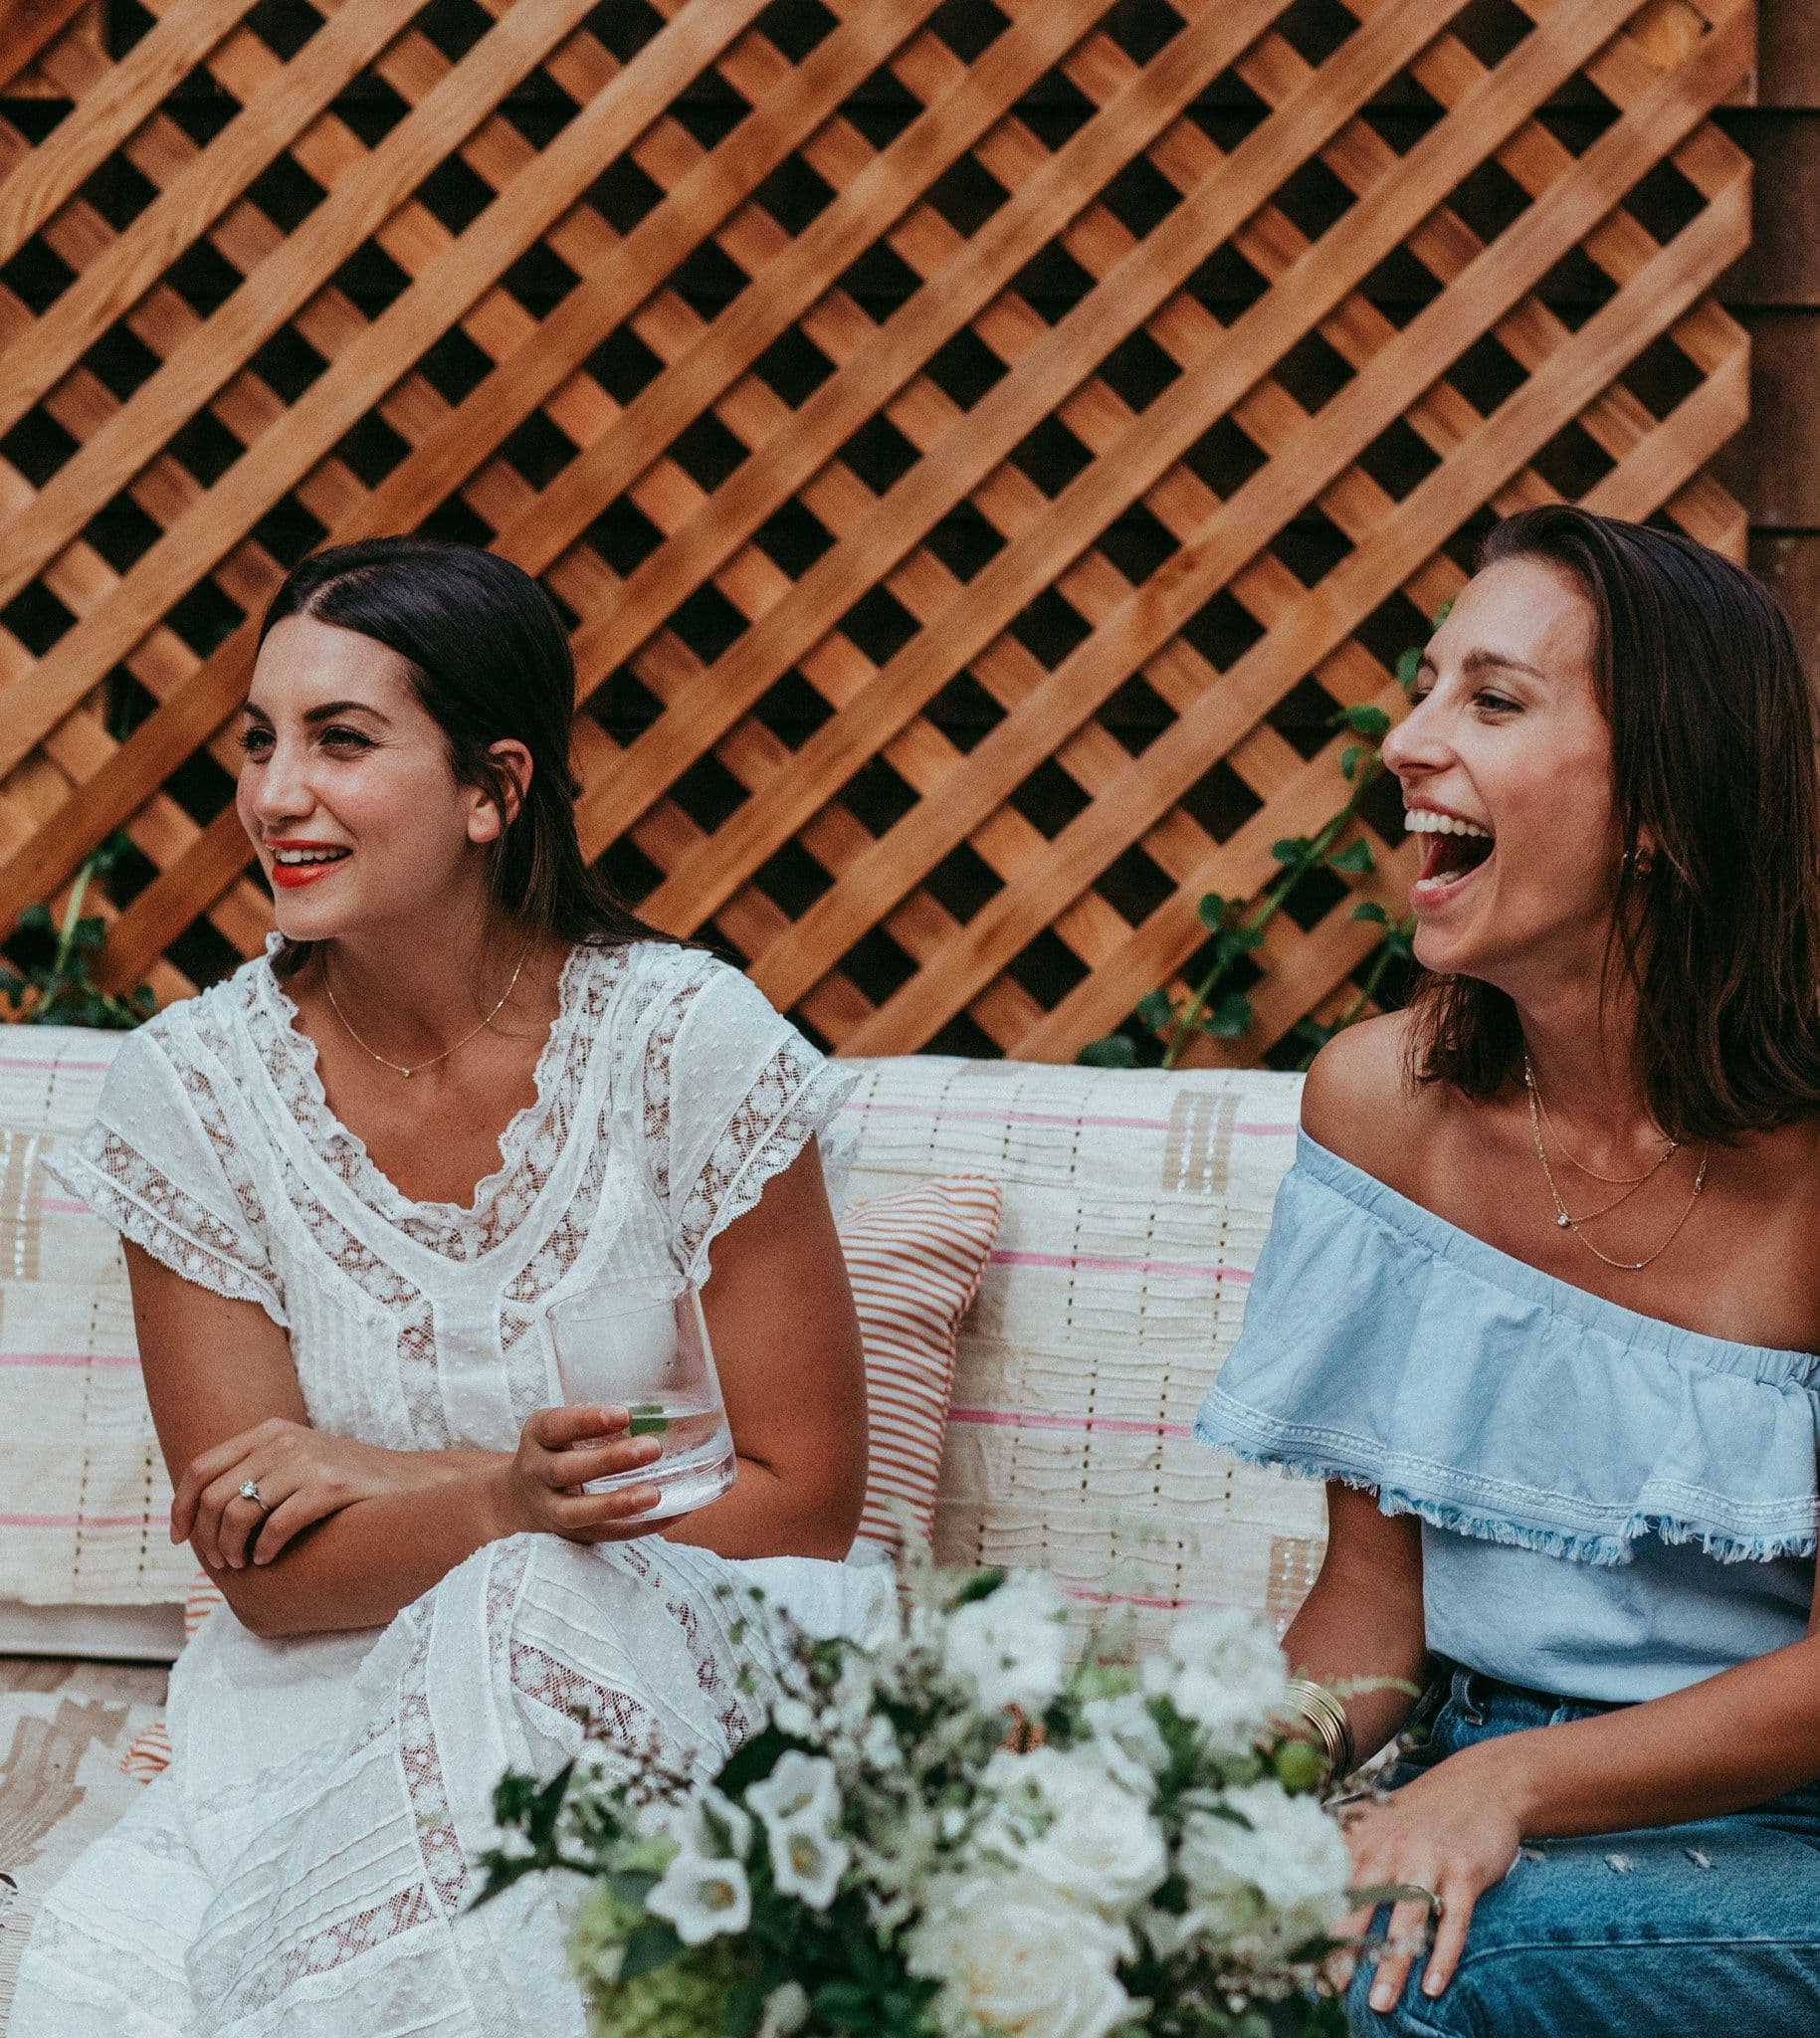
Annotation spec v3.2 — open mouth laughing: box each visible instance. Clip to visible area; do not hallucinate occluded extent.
[1405,807,1494,908]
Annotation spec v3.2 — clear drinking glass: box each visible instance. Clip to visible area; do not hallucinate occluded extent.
[544,1280,736,1522]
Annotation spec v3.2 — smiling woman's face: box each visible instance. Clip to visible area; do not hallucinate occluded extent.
[1380,554,1619,987]
[235,614,502,941]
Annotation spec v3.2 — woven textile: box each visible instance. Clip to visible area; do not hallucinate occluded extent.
[0,1029,1319,1659]
[834,1055,1322,1651]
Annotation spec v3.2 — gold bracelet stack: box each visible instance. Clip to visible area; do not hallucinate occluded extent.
[1285,1678,1355,1786]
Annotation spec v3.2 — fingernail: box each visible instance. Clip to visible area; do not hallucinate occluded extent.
[1370,1985,1393,2011]
[1423,1975,1443,1996]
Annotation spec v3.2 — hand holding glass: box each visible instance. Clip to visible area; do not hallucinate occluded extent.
[545,1282,735,1523]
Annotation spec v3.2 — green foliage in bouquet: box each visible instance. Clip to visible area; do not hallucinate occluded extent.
[0,835,155,1029]
[478,1562,1370,2038]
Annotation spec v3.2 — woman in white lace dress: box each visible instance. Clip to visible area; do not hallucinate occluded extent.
[13,538,893,2036]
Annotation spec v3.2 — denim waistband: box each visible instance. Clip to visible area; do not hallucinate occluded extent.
[1413,1658,1628,1741]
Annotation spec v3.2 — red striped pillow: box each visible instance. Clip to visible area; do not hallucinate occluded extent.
[841,1175,1003,1555]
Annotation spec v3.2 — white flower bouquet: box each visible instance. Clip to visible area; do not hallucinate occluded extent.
[478,1566,1355,2038]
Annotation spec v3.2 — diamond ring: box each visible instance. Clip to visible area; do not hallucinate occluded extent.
[238,1479,268,1512]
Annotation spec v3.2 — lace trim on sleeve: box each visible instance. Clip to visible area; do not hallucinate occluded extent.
[677,1046,860,1279]
[44,1131,288,1327]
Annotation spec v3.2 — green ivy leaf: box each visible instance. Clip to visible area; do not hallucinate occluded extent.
[1327,838,1375,875]
[1078,1034,1137,1069]
[1134,988,1176,1033]
[16,905,53,937]
[1351,901,1389,924]
[1195,892,1231,930]
[1270,836,1313,867]
[1336,704,1391,737]
[70,917,107,952]
[1395,646,1423,690]
[1205,990,1252,1038]
[1338,743,1364,781]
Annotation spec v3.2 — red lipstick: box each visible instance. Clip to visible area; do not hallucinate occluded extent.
[266,841,350,891]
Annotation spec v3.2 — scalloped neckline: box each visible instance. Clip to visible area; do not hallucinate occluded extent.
[257,936,594,1227]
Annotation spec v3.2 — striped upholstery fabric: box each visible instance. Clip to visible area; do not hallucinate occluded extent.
[0,1030,1319,1660]
[845,1176,1002,1555]
[833,1057,1322,1651]
[0,1030,195,1611]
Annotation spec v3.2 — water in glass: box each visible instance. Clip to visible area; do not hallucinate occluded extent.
[545,1282,735,1522]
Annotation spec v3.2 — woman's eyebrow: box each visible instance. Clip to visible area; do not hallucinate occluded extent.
[239,700,392,725]
[1460,647,1546,681]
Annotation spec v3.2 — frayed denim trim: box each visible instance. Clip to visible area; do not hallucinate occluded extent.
[1194,1416,1820,1568]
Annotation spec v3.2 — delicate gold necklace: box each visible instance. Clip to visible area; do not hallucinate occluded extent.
[1529,1078,1676,1185]
[1522,1058,1709,1272]
[324,947,530,1080]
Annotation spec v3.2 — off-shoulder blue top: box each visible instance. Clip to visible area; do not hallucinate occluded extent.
[1194,1131,1820,1702]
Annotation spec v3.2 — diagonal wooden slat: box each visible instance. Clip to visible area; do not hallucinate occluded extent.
[894,151,1751,1057]
[0,0,1760,1064]
[737,0,1753,1014]
[0,0,427,432]
[0,0,223,163]
[0,0,936,911]
[570,0,1463,856]
[0,0,1266,924]
[637,0,1658,943]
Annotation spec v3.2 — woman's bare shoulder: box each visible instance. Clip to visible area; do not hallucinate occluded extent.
[1298,1010,1448,1198]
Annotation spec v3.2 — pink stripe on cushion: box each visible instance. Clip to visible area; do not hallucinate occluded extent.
[843,1175,1002,1557]
[0,1351,140,1368]
[0,1055,113,1073]
[841,1101,1298,1138]
[989,1248,1253,1283]
[0,1510,161,1528]
[949,1406,1194,1440]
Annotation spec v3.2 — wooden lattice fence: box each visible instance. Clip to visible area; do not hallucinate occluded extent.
[0,0,1754,1061]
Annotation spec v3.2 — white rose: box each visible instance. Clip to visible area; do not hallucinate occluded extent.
[942,1573,1070,1717]
[1080,1693,1171,1794]
[907,1874,1133,2038]
[1175,1780,1351,1962]
[980,1745,1166,1915]
[646,1848,752,1946]
[1141,1607,1288,1745]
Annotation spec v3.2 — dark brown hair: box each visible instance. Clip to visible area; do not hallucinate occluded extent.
[1408,505,1820,1140]
[256,536,653,973]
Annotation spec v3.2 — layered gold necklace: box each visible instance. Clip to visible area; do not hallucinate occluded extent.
[1522,1055,1709,1273]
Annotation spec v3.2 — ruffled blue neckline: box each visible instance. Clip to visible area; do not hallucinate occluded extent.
[1196,1130,1820,1566]
[1297,1129,1820,1387]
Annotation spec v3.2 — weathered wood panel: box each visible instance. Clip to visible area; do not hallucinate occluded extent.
[0,0,1756,1060]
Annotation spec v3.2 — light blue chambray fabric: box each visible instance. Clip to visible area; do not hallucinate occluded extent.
[1194,1131,1820,1703]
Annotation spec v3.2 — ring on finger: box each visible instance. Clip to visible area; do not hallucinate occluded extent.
[237,1478,275,1517]
[1407,1882,1444,1923]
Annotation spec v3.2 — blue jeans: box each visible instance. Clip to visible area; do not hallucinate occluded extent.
[1346,1663,1820,2037]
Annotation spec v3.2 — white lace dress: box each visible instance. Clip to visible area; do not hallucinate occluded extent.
[12,936,893,2037]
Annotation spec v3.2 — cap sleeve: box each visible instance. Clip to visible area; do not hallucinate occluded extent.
[641,953,858,1281]
[41,1020,287,1326]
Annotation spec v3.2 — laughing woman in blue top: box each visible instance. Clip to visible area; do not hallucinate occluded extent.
[1196,505,1820,2038]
